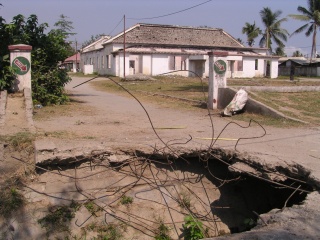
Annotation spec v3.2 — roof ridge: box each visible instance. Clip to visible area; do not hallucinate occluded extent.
[137,22,222,31]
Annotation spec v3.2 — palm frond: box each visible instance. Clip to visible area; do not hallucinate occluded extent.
[288,14,310,21]
[306,24,314,36]
[297,6,313,18]
[290,23,309,36]
[259,35,266,48]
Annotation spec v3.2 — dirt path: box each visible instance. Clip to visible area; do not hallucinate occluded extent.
[2,93,29,135]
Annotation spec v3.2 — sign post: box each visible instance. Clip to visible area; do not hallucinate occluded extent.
[8,44,32,92]
[208,51,228,109]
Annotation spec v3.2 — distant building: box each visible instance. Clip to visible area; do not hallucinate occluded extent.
[63,53,80,72]
[278,57,320,76]
[80,35,111,74]
[80,23,279,78]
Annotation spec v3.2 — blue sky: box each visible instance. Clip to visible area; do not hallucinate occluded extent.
[0,0,316,57]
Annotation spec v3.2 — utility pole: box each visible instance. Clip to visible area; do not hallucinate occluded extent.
[75,40,78,72]
[123,15,126,79]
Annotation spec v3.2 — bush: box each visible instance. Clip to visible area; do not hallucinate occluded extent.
[0,14,73,105]
[183,215,208,240]
[0,55,14,91]
[32,68,70,106]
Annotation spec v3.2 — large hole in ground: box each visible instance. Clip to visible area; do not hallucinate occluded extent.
[139,150,314,235]
[33,149,315,239]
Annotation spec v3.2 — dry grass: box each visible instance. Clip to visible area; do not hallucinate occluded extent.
[90,76,208,101]
[228,77,320,87]
[33,97,96,121]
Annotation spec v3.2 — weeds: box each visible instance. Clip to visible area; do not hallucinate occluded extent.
[0,186,25,218]
[84,200,102,216]
[97,224,123,240]
[38,200,80,234]
[178,191,191,210]
[86,222,124,240]
[154,219,171,240]
[120,195,133,205]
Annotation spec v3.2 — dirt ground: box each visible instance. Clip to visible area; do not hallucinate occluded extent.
[1,76,320,239]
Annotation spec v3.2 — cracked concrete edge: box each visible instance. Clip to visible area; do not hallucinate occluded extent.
[24,88,36,133]
[34,139,116,165]
[0,90,7,127]
[211,148,320,189]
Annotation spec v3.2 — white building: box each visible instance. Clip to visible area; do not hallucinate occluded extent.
[80,35,111,74]
[80,23,279,78]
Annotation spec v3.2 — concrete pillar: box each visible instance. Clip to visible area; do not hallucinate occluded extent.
[8,44,32,92]
[208,51,228,109]
[270,58,279,79]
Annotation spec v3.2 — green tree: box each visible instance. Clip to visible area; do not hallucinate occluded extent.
[259,7,289,51]
[54,14,75,37]
[292,50,304,57]
[0,14,71,105]
[53,14,76,56]
[289,0,320,59]
[242,22,261,47]
[81,33,106,48]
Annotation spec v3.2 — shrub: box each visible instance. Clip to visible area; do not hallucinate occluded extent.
[183,215,208,240]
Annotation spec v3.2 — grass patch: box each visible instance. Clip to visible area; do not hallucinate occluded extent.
[231,112,304,128]
[33,97,95,121]
[250,92,320,125]
[84,200,103,216]
[0,132,35,154]
[228,78,320,87]
[120,195,133,205]
[154,218,172,240]
[85,222,125,240]
[9,132,35,152]
[38,200,80,234]
[90,76,208,101]
[0,183,25,218]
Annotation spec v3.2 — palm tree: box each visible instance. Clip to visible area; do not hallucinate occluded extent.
[274,46,287,56]
[289,0,320,59]
[236,38,244,45]
[242,22,261,47]
[259,7,289,52]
